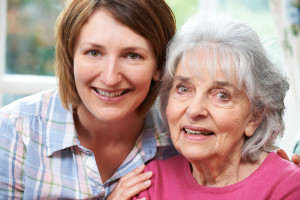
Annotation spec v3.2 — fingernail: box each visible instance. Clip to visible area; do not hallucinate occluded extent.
[144,180,151,185]
[138,164,145,169]
[145,171,152,176]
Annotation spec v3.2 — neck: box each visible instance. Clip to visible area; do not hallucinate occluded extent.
[73,104,145,147]
[189,148,267,187]
[73,104,146,183]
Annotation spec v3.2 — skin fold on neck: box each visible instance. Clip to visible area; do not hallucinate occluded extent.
[189,143,268,187]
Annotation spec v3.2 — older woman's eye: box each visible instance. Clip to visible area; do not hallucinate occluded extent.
[214,90,232,102]
[177,85,190,93]
[88,50,100,57]
[210,89,233,107]
[217,92,228,100]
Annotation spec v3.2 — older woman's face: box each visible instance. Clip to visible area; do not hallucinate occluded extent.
[166,56,258,162]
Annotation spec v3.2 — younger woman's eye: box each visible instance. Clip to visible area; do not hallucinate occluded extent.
[88,50,100,57]
[127,53,140,60]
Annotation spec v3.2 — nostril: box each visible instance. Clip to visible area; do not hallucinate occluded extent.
[99,71,122,86]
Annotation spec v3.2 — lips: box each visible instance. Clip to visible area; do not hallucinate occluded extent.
[183,128,214,136]
[94,88,128,98]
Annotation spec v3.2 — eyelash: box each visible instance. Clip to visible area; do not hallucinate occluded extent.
[85,50,142,61]
[87,50,101,57]
[212,89,231,101]
[176,84,191,94]
[125,53,141,60]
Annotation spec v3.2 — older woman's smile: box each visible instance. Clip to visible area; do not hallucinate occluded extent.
[184,127,214,136]
[183,127,214,141]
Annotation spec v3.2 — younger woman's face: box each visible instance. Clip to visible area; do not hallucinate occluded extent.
[73,9,158,122]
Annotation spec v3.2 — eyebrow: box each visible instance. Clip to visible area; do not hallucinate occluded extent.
[213,81,232,87]
[79,42,150,53]
[173,75,190,82]
[173,76,238,90]
[213,81,241,93]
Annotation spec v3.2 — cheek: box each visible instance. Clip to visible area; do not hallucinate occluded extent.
[73,58,85,79]
[132,67,157,85]
[166,98,177,124]
[74,59,97,84]
[166,98,185,134]
[213,110,247,141]
[134,74,152,87]
[219,115,238,130]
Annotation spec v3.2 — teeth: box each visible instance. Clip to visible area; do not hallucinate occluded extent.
[184,128,213,136]
[95,89,126,97]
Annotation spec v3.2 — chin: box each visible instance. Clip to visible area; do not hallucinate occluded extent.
[178,147,209,161]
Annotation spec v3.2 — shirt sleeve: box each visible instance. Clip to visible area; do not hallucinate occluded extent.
[274,169,300,200]
[0,116,25,199]
[154,144,178,160]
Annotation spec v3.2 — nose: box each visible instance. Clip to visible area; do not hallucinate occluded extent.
[186,94,208,120]
[100,56,122,86]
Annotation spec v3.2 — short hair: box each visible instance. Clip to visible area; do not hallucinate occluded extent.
[159,13,289,162]
[55,0,176,115]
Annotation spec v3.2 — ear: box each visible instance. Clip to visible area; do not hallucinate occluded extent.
[152,70,160,81]
[244,112,263,137]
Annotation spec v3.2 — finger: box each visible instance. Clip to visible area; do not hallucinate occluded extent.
[120,164,146,182]
[119,179,151,199]
[107,171,152,200]
[276,149,289,161]
[292,154,300,166]
[121,171,152,189]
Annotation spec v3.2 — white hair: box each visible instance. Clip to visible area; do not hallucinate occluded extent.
[159,12,289,161]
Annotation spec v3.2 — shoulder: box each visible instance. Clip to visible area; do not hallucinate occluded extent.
[259,152,300,199]
[266,152,299,173]
[146,106,178,153]
[146,107,169,144]
[145,154,186,172]
[0,88,71,147]
[258,152,300,179]
[140,155,190,199]
[0,88,61,120]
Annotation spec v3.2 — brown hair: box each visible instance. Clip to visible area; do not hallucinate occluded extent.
[55,0,176,115]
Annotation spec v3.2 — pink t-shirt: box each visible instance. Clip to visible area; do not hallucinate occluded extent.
[134,152,300,200]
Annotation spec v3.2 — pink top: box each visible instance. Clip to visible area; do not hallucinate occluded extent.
[134,152,300,200]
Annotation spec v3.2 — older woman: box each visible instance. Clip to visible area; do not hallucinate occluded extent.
[134,13,300,199]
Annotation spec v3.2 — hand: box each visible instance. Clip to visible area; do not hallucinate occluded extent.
[292,154,300,166]
[106,164,152,200]
[276,149,300,166]
[276,149,289,161]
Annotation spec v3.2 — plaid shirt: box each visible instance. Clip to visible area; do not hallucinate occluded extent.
[0,88,177,199]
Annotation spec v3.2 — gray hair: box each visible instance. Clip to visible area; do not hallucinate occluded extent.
[159,13,289,162]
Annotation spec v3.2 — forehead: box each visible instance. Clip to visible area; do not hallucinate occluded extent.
[175,49,239,85]
[77,9,154,51]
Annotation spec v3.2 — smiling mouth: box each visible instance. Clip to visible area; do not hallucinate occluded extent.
[184,128,214,136]
[94,88,129,98]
